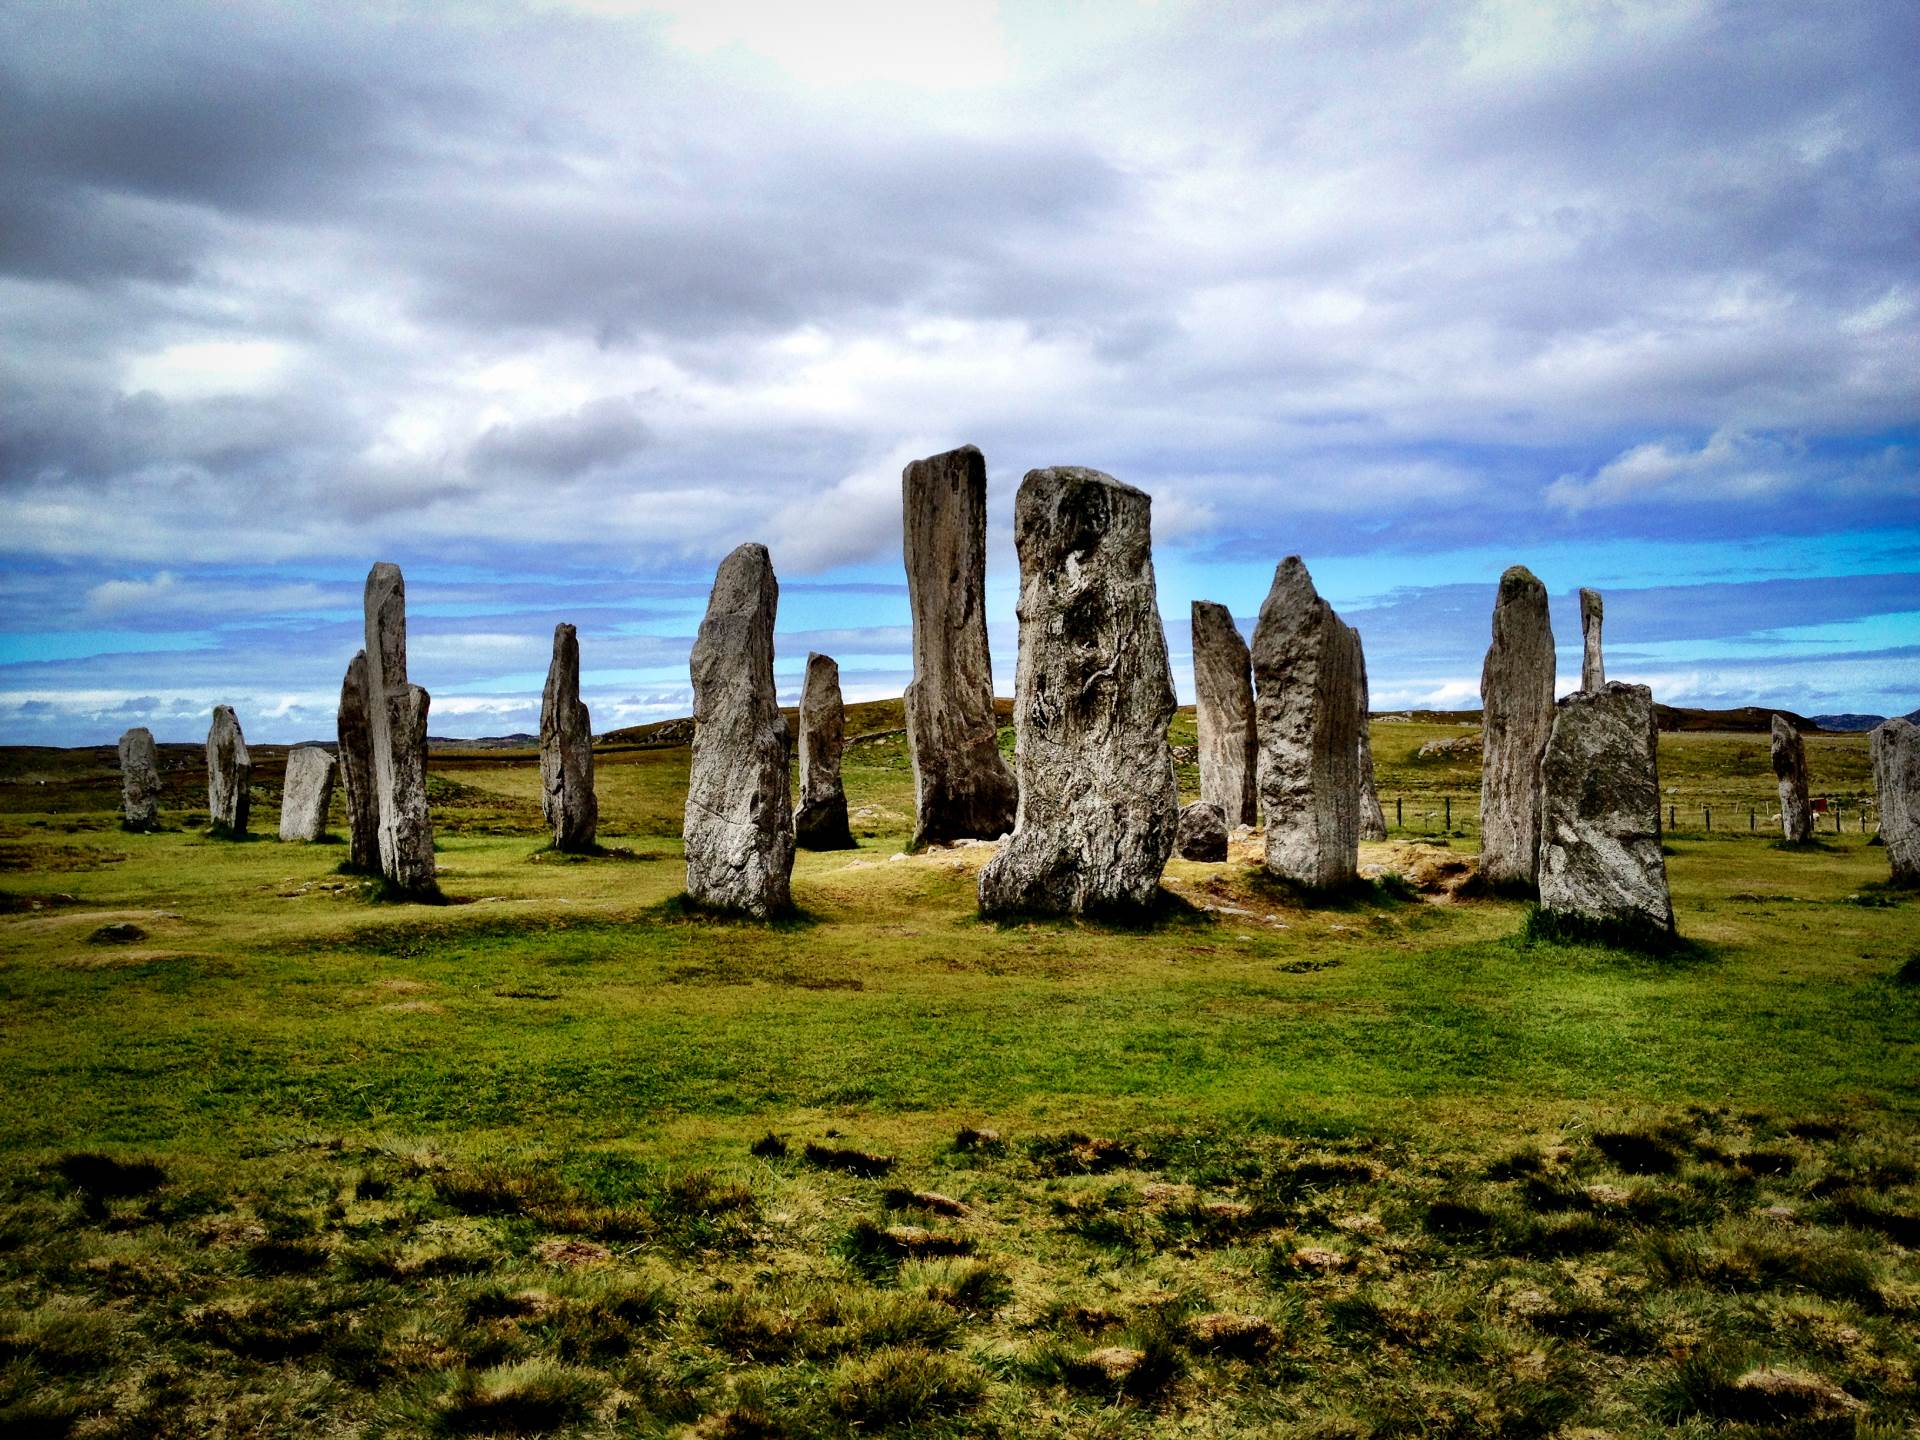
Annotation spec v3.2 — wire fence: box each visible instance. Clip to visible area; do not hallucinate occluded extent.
[1378,792,1880,841]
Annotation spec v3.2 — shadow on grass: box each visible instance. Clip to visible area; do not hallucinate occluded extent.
[981,886,1211,933]
[646,892,822,930]
[1241,868,1416,911]
[527,843,663,864]
[1516,905,1713,965]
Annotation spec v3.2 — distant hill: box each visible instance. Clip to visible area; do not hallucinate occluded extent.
[1811,709,1920,733]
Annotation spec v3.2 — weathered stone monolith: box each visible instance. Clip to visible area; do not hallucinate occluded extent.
[363,563,436,893]
[118,727,160,831]
[279,746,336,843]
[1770,714,1813,844]
[903,445,1018,847]
[1580,587,1605,691]
[1479,566,1556,891]
[206,705,251,837]
[337,650,379,874]
[1871,718,1919,885]
[978,468,1177,915]
[1355,630,1388,841]
[795,651,855,850]
[1250,557,1362,890]
[1191,601,1257,828]
[1175,801,1228,861]
[540,623,597,853]
[685,543,794,915]
[1537,682,1674,935]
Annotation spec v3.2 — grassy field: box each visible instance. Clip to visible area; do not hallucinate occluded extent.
[0,712,1914,1438]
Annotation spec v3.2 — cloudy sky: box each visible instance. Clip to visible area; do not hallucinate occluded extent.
[3,0,1915,745]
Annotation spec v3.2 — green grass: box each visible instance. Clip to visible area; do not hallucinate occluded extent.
[0,716,1915,1435]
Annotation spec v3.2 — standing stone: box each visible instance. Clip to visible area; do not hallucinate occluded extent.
[118,727,161,831]
[978,468,1178,915]
[795,651,855,850]
[1250,556,1363,890]
[279,746,336,843]
[1354,630,1388,842]
[206,705,251,837]
[1770,714,1813,844]
[1175,801,1228,861]
[903,445,1018,847]
[1191,601,1258,827]
[685,543,794,916]
[337,651,379,875]
[363,563,436,893]
[1580,587,1605,691]
[1871,718,1920,886]
[1479,566,1556,892]
[1537,682,1674,935]
[540,623,598,852]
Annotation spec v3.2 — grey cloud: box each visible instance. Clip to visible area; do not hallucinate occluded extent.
[470,396,651,478]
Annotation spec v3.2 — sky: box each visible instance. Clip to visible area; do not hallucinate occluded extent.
[2,0,1916,745]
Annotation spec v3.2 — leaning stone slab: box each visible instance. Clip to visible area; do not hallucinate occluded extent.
[1537,681,1674,936]
[1479,566,1556,892]
[1871,717,1919,885]
[206,705,251,837]
[903,445,1018,846]
[118,727,161,831]
[1175,801,1228,862]
[1354,629,1387,842]
[337,650,380,874]
[1770,713,1813,844]
[363,563,436,893]
[1580,587,1605,691]
[979,467,1178,915]
[540,623,598,852]
[685,543,795,916]
[795,651,855,850]
[1251,557,1362,890]
[279,746,336,842]
[1191,600,1258,828]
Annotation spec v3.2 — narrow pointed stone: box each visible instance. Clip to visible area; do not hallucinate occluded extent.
[795,652,855,850]
[118,727,161,831]
[1770,714,1813,844]
[1479,566,1556,891]
[685,543,794,916]
[903,445,1017,846]
[337,650,379,874]
[1191,600,1258,827]
[1354,629,1387,842]
[206,705,251,837]
[1580,587,1605,691]
[279,746,336,842]
[979,467,1177,915]
[1871,718,1919,885]
[540,623,598,852]
[363,563,436,893]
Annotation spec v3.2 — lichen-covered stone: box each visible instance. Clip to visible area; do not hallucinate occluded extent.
[795,651,855,850]
[206,705,251,837]
[1871,717,1919,885]
[1479,566,1556,891]
[278,746,336,842]
[1770,713,1813,844]
[337,650,379,874]
[1580,587,1605,691]
[685,543,794,915]
[118,727,160,831]
[540,623,597,852]
[978,468,1177,915]
[363,563,436,892]
[903,445,1017,846]
[1538,682,1674,934]
[1191,601,1257,827]
[1354,629,1387,841]
[1175,801,1228,861]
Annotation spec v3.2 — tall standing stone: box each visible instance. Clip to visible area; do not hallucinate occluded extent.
[1871,718,1920,886]
[118,727,161,832]
[363,563,436,893]
[1191,601,1257,828]
[1479,566,1556,891]
[795,651,855,850]
[1537,682,1674,935]
[337,651,379,874]
[540,623,598,852]
[685,543,794,916]
[1251,557,1363,890]
[1770,714,1813,844]
[206,705,251,837]
[1354,629,1388,842]
[979,468,1177,915]
[1580,587,1605,691]
[279,746,336,842]
[903,445,1018,847]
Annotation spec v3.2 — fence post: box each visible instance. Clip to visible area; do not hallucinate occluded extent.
[1668,804,1676,830]
[1749,807,1755,831]
[1705,805,1711,832]
[1395,796,1402,828]
[1444,796,1451,831]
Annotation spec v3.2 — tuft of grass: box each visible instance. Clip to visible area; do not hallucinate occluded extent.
[826,1346,985,1427]
[427,1359,604,1436]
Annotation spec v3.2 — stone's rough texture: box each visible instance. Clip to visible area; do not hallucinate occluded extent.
[795,651,855,850]
[362,564,436,892]
[278,746,336,842]
[1354,630,1388,842]
[1479,566,1556,891]
[979,468,1178,915]
[540,623,598,852]
[903,445,1018,846]
[1250,556,1363,890]
[117,727,160,831]
[1871,717,1920,885]
[1191,601,1258,827]
[1175,801,1228,861]
[1580,587,1605,691]
[205,705,251,836]
[1538,682,1675,933]
[685,543,794,915]
[1770,713,1814,844]
[337,650,379,874]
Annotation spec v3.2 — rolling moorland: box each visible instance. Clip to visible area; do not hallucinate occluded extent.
[0,707,1915,1439]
